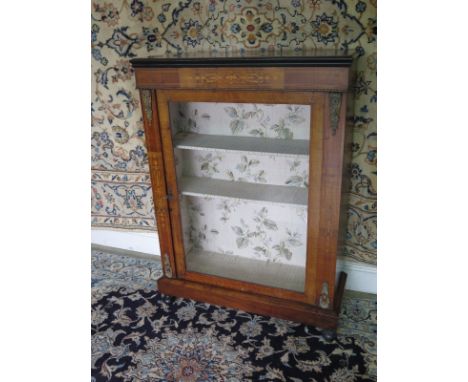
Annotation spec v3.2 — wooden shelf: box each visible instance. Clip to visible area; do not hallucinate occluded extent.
[173,133,309,157]
[186,249,305,293]
[179,176,308,206]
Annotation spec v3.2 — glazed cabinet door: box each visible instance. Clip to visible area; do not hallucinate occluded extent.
[157,89,330,305]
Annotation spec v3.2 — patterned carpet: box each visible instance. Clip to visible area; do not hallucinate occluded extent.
[92,248,376,381]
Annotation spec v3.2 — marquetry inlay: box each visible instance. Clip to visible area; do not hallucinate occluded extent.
[193,73,273,86]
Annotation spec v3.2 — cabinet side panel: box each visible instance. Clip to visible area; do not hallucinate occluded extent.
[315,91,349,306]
[139,89,176,278]
[304,96,325,304]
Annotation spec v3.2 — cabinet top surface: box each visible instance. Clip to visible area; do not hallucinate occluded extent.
[130,50,352,68]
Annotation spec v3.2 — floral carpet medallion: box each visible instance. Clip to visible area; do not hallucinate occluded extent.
[92,249,377,381]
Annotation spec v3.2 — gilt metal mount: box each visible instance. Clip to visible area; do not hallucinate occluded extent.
[319,282,330,309]
[329,92,342,136]
[140,89,153,122]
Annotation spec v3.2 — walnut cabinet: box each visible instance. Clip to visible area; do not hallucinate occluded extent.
[130,52,353,332]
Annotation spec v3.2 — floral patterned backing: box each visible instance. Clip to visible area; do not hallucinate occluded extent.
[171,102,311,139]
[91,0,377,265]
[181,197,308,265]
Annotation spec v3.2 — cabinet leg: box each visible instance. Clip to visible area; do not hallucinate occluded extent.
[333,271,348,315]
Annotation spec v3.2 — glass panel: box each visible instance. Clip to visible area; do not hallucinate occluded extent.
[169,101,311,293]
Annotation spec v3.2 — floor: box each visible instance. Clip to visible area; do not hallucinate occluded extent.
[92,246,376,381]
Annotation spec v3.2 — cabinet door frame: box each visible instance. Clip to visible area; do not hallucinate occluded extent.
[156,89,336,305]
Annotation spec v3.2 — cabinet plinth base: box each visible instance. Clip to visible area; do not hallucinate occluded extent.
[157,277,339,329]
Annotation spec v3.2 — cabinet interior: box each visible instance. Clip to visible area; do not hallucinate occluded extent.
[169,101,312,292]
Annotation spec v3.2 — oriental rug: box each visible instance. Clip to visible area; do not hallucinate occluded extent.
[91,248,376,381]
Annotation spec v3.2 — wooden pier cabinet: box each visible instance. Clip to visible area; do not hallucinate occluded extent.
[130,52,353,336]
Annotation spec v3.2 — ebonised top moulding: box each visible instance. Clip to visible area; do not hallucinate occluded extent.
[130,50,353,68]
